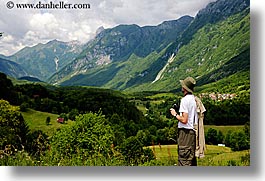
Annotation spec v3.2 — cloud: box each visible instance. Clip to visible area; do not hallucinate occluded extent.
[0,0,215,56]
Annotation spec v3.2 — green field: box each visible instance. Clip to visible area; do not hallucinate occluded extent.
[21,109,75,137]
[147,144,250,166]
[204,125,244,135]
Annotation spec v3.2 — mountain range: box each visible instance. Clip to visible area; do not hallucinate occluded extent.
[0,0,250,93]
[0,40,83,81]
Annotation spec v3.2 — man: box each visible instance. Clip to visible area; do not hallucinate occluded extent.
[170,76,198,166]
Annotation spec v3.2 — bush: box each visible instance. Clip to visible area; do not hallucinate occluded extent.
[46,117,51,125]
[26,130,49,158]
[68,109,79,121]
[119,136,155,165]
[49,112,114,159]
[228,131,250,151]
[20,102,29,112]
[0,100,29,152]
[205,128,218,145]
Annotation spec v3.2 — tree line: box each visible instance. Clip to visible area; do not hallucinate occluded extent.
[0,72,250,165]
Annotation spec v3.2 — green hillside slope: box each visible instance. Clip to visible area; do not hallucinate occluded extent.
[128,9,249,92]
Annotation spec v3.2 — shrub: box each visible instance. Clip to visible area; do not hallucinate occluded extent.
[68,109,79,121]
[20,102,29,112]
[49,112,114,159]
[205,128,218,145]
[0,100,29,152]
[26,130,49,159]
[228,131,250,151]
[46,117,51,125]
[119,136,155,165]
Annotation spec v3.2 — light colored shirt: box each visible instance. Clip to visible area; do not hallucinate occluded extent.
[178,94,198,130]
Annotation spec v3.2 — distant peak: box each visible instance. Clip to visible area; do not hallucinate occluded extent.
[96,26,105,35]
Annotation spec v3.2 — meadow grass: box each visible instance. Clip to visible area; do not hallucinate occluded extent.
[204,125,244,135]
[146,144,250,166]
[21,109,75,137]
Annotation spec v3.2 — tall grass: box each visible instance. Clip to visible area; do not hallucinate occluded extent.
[1,144,250,166]
[145,144,250,166]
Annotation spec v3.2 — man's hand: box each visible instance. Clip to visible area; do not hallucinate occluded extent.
[170,108,177,117]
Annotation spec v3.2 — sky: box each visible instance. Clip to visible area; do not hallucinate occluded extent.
[0,1,265,180]
[0,0,216,56]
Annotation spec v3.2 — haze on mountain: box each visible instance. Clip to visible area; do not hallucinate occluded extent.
[0,0,250,93]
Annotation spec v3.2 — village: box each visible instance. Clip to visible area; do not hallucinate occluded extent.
[199,92,237,101]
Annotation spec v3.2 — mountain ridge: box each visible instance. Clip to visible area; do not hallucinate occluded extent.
[0,57,28,78]
[54,0,249,92]
[48,15,194,85]
[0,0,250,94]
[1,39,83,81]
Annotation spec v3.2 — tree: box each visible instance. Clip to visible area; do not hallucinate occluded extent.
[0,100,29,152]
[148,125,157,136]
[46,117,51,125]
[0,73,17,104]
[59,113,68,122]
[217,130,224,144]
[119,136,144,165]
[20,102,29,112]
[68,109,79,121]
[136,130,150,146]
[205,128,218,145]
[168,125,178,144]
[156,128,169,144]
[228,131,250,151]
[110,113,121,124]
[50,112,114,158]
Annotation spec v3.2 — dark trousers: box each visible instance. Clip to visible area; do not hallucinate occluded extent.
[178,128,197,166]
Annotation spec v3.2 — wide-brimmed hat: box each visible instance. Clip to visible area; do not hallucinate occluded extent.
[180,77,196,93]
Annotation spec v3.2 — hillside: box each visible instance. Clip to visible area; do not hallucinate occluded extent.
[3,40,83,81]
[49,0,250,93]
[129,8,250,92]
[48,15,193,85]
[0,57,28,78]
[21,109,72,136]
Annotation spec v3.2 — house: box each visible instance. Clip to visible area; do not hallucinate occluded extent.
[57,118,64,123]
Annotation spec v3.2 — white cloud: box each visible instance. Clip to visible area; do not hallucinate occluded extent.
[0,0,215,56]
[1,34,14,43]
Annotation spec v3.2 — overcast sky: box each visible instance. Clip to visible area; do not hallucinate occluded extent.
[0,0,216,56]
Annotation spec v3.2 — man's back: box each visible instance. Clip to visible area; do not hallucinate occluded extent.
[178,94,198,129]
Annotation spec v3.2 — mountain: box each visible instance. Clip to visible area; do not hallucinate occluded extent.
[137,6,250,92]
[1,0,250,94]
[48,15,194,85]
[137,0,250,92]
[48,0,249,93]
[179,0,250,46]
[0,57,28,78]
[6,40,83,81]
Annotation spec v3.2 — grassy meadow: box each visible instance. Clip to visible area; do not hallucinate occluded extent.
[204,125,244,135]
[147,144,250,166]
[21,109,75,137]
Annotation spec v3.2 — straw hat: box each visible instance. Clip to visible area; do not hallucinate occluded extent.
[180,77,196,93]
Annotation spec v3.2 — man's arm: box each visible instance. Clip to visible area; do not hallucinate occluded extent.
[170,108,188,124]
